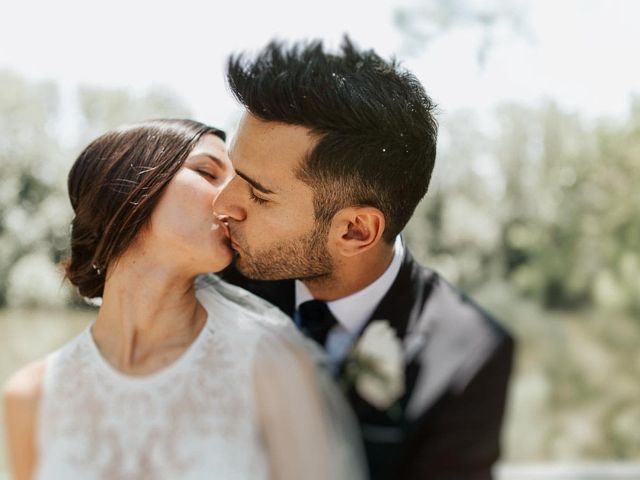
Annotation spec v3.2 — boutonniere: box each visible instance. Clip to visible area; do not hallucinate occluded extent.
[341,320,405,411]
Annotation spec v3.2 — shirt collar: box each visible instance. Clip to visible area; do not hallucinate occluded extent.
[295,236,405,334]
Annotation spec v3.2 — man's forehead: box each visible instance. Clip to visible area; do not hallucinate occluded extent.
[234,114,316,154]
[229,114,317,176]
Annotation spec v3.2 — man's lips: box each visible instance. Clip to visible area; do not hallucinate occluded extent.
[219,219,230,236]
[221,219,242,252]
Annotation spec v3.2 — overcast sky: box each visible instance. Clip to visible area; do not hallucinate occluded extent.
[1,0,639,132]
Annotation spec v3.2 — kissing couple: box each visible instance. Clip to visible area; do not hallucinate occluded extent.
[4,37,514,480]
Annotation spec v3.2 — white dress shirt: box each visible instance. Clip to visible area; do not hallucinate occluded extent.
[295,236,405,364]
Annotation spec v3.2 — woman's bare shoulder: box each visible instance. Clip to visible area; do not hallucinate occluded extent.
[3,361,46,480]
[3,360,46,413]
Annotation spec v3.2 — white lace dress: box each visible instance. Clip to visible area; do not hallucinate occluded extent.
[34,276,365,480]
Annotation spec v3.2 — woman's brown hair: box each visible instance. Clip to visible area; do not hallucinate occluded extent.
[65,119,225,298]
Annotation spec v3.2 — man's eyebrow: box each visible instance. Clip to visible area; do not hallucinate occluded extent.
[235,169,276,195]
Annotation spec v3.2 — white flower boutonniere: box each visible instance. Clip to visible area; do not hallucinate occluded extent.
[342,320,405,411]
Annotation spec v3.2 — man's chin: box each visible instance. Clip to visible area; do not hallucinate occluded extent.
[232,254,259,279]
[233,254,284,281]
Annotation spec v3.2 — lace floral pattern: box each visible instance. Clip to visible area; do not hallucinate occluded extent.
[35,281,269,480]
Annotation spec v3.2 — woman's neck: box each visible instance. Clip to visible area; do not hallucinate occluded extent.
[92,253,206,375]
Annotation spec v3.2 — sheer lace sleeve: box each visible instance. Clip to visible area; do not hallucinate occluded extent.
[252,330,367,480]
[195,275,367,479]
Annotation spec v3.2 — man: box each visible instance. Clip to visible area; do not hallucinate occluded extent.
[215,37,515,480]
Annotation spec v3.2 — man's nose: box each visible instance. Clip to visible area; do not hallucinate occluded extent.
[213,175,246,221]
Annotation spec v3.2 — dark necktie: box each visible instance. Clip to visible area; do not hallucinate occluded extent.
[298,300,338,346]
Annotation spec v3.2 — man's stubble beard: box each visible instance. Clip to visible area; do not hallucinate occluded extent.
[231,222,334,282]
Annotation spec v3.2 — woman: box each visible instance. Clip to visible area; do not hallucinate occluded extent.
[3,119,365,479]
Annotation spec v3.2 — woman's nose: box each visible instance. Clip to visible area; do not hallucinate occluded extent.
[213,176,246,221]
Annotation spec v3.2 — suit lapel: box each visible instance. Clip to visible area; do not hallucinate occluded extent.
[365,249,433,340]
[343,250,437,423]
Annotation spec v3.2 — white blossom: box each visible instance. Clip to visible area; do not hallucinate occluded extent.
[352,320,405,410]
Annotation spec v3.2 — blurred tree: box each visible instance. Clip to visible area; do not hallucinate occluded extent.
[405,109,503,286]
[407,99,640,313]
[495,102,595,308]
[588,99,640,314]
[0,72,192,307]
[0,70,69,307]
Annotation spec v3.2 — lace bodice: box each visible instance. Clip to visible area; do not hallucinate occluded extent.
[34,276,298,480]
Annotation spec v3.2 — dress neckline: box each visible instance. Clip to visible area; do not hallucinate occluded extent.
[84,307,212,387]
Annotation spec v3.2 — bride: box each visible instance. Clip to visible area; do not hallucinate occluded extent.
[3,119,365,480]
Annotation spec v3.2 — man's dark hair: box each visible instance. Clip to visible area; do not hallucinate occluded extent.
[227,36,437,243]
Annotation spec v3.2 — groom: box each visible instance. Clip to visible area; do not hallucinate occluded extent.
[216,37,515,480]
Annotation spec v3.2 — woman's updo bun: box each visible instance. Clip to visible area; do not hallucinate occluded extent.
[63,119,225,299]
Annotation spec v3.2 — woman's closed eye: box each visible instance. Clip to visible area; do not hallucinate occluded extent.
[198,169,218,181]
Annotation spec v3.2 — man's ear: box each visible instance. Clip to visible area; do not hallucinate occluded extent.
[330,206,386,257]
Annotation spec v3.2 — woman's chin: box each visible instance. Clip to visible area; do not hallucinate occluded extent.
[206,241,235,273]
[183,235,234,275]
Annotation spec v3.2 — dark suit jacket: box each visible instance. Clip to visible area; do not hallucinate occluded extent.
[222,249,515,480]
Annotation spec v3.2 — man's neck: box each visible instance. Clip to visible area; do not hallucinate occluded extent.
[302,242,396,301]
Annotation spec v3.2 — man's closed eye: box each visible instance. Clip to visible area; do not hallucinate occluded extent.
[249,190,268,205]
